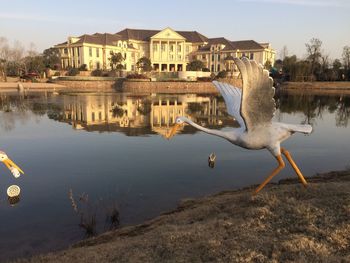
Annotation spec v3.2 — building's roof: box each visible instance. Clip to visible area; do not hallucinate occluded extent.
[73,33,123,46]
[197,38,265,52]
[116,29,159,41]
[55,41,68,46]
[54,29,269,51]
[230,40,265,50]
[116,28,208,43]
[197,37,235,51]
[177,31,208,43]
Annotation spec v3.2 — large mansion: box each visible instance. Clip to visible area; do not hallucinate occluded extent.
[54,27,275,72]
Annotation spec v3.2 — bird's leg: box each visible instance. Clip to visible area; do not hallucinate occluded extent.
[281,148,308,187]
[254,155,285,195]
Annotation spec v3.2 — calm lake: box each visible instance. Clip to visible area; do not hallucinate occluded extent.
[0,89,349,260]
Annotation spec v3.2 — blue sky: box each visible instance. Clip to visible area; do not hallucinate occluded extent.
[1,0,349,59]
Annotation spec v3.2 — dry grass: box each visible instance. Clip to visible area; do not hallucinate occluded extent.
[15,171,350,263]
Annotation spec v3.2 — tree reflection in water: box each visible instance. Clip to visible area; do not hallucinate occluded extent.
[277,91,350,127]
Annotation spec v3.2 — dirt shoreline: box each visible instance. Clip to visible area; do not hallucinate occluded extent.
[15,170,350,263]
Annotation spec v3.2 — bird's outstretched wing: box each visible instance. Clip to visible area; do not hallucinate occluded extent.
[212,80,246,129]
[212,57,275,131]
[235,57,276,131]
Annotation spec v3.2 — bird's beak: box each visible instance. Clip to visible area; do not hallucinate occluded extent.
[164,123,182,140]
[3,158,24,174]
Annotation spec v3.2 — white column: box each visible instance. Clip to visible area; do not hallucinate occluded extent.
[175,41,178,62]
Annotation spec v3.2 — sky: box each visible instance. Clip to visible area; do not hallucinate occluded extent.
[0,0,349,60]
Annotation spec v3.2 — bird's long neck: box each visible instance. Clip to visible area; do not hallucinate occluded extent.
[182,117,231,140]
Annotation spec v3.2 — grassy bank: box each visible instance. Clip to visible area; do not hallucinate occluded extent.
[16,170,350,263]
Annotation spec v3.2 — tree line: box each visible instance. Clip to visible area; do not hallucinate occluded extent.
[0,37,60,81]
[272,38,350,82]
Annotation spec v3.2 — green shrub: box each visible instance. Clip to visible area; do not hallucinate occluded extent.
[108,70,118,77]
[197,77,212,82]
[91,69,103,76]
[126,73,148,79]
[79,64,88,71]
[67,68,80,76]
[216,70,228,79]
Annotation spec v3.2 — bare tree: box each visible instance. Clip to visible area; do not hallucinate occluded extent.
[279,45,288,60]
[12,40,24,61]
[0,37,10,81]
[342,46,350,70]
[321,53,330,80]
[27,42,37,57]
[305,38,322,78]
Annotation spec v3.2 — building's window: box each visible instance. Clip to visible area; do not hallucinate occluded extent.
[218,54,220,61]
[64,48,68,54]
[178,55,182,60]
[250,53,254,59]
[72,48,75,56]
[118,41,122,47]
[124,43,127,48]
[177,45,181,52]
[89,47,92,57]
[242,53,246,58]
[96,62,100,69]
[170,54,174,60]
[99,112,102,120]
[211,54,214,61]
[170,45,174,52]
[202,54,206,59]
[92,112,95,121]
[161,43,166,52]
[131,65,135,71]
[211,65,214,72]
[217,64,220,71]
[124,53,127,60]
[153,44,158,52]
[96,48,99,57]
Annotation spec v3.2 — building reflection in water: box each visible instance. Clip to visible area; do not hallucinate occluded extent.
[1,91,349,134]
[61,94,236,136]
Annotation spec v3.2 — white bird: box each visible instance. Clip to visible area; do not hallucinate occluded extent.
[0,151,24,178]
[166,57,312,194]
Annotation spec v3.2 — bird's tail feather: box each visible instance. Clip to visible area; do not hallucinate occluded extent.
[288,124,313,134]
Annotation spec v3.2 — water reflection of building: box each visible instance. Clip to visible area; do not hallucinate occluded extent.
[61,94,234,136]
[150,95,230,136]
[63,95,150,130]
